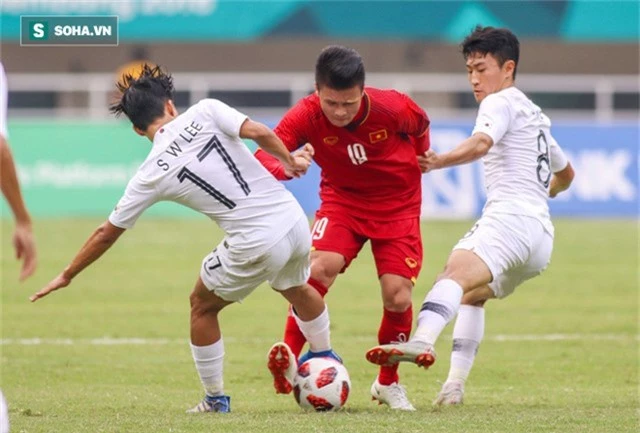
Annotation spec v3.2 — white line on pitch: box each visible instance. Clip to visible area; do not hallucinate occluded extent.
[0,334,637,346]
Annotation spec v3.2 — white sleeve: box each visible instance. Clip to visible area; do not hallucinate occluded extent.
[108,174,159,229]
[472,94,511,144]
[199,99,248,138]
[548,132,569,173]
[0,62,8,139]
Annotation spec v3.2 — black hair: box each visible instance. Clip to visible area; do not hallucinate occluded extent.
[110,64,174,131]
[315,45,365,90]
[461,26,520,80]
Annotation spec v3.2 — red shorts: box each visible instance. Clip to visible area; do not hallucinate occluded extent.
[310,205,423,282]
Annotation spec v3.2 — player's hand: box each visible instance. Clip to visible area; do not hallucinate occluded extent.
[287,155,311,178]
[293,143,314,163]
[284,143,314,178]
[13,222,37,281]
[421,149,442,173]
[417,152,429,173]
[29,272,71,302]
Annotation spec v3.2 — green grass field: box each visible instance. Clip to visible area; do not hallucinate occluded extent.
[1,218,638,433]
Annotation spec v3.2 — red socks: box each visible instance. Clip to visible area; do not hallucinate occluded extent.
[377,307,413,385]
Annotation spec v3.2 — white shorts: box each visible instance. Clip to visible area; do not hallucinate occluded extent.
[200,216,311,302]
[453,213,553,298]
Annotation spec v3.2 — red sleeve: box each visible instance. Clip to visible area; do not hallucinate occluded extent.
[253,101,310,181]
[398,94,431,154]
[414,125,430,154]
[254,148,291,180]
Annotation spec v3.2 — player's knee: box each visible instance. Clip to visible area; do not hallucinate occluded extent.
[381,283,412,312]
[280,284,312,304]
[189,291,223,317]
[309,260,340,287]
[436,267,474,291]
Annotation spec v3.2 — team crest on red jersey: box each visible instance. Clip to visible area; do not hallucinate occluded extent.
[369,129,388,143]
[323,136,339,145]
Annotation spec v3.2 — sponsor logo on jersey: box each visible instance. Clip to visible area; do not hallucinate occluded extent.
[323,136,339,145]
[369,129,388,143]
[405,257,418,268]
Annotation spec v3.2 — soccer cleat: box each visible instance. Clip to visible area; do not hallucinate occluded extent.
[433,380,464,406]
[298,348,343,366]
[365,340,436,369]
[267,342,297,394]
[186,395,231,413]
[370,379,416,411]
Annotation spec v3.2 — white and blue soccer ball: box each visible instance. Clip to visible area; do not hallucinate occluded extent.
[293,357,351,411]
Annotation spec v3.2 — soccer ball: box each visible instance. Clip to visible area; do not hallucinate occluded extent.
[293,357,351,411]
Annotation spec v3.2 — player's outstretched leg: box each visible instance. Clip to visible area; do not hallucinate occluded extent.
[267,342,297,394]
[434,304,485,406]
[294,304,341,366]
[279,284,342,378]
[366,340,436,369]
[187,395,231,413]
[367,277,464,368]
[283,278,330,357]
[370,379,416,411]
[188,278,233,414]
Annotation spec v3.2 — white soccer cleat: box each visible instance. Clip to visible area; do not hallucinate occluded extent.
[366,340,436,369]
[370,379,416,411]
[434,380,464,406]
[267,342,297,394]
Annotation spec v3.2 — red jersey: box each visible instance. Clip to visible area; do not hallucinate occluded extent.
[255,87,430,220]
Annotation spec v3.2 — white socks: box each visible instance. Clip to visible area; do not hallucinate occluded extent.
[413,279,463,345]
[190,339,225,397]
[294,305,331,352]
[447,305,485,383]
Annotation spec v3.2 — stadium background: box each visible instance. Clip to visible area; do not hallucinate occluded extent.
[0,1,638,432]
[0,0,638,220]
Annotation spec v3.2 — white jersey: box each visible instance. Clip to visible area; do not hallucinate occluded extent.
[109,99,305,254]
[0,62,8,139]
[472,87,568,235]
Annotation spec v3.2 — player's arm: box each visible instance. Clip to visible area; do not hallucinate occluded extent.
[254,102,310,180]
[30,221,125,302]
[424,132,493,171]
[549,162,574,198]
[0,136,30,225]
[396,93,432,171]
[240,119,310,177]
[1,135,37,281]
[1,62,37,280]
[414,127,432,173]
[425,94,509,171]
[548,134,574,198]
